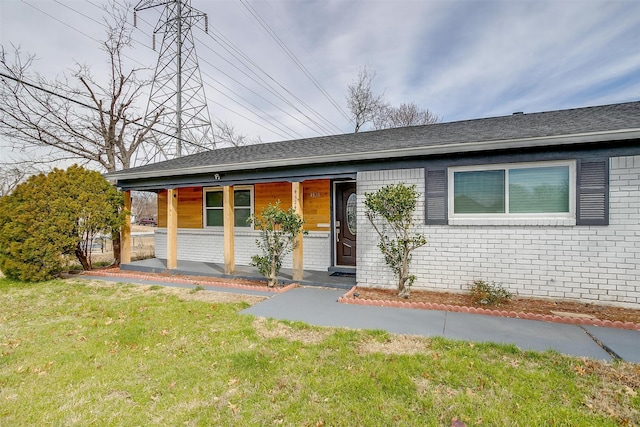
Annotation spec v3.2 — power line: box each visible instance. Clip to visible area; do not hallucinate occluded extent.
[105,0,315,140]
[19,0,349,144]
[196,65,302,139]
[0,71,206,148]
[195,38,331,136]
[21,0,100,43]
[200,26,341,135]
[1,72,97,113]
[54,0,103,27]
[48,0,298,142]
[77,0,344,137]
[134,0,336,149]
[238,0,352,126]
[124,0,344,137]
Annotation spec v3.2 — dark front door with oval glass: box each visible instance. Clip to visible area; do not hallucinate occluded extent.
[335,182,357,266]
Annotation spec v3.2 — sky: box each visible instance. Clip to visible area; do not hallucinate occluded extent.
[1,0,639,166]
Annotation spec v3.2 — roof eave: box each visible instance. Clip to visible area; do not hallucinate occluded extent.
[106,128,640,182]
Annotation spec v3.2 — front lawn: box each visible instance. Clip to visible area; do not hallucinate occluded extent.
[0,278,637,426]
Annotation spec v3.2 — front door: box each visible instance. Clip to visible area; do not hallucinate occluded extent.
[335,182,357,266]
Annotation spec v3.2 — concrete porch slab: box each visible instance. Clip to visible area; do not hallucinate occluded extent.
[120,258,356,289]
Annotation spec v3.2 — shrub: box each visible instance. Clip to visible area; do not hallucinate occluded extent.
[469,279,512,306]
[249,201,306,287]
[0,165,124,281]
[364,183,427,298]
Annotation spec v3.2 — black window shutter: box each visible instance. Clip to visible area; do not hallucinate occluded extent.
[425,168,448,225]
[576,159,609,226]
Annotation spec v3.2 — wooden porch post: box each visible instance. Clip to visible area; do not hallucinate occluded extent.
[166,188,178,270]
[120,190,132,264]
[223,185,235,274]
[292,181,304,281]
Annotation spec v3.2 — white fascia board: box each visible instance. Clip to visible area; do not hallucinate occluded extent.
[110,129,640,181]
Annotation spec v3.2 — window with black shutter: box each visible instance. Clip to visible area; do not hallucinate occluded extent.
[576,160,609,226]
[425,169,447,225]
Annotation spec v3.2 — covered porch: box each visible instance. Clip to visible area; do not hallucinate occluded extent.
[118,173,357,283]
[120,258,355,290]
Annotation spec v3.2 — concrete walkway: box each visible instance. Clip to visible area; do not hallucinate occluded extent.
[82,274,640,363]
[242,288,640,363]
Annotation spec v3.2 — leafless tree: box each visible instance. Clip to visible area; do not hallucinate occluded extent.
[346,65,386,133]
[373,102,441,129]
[347,66,440,132]
[214,120,262,147]
[0,3,158,173]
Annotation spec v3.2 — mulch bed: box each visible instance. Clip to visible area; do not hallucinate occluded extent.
[340,287,640,331]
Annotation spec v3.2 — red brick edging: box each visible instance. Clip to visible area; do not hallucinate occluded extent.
[83,270,298,294]
[338,286,640,331]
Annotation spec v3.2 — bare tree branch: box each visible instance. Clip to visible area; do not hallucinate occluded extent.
[347,66,441,132]
[346,65,386,133]
[213,120,262,147]
[130,190,157,220]
[373,102,441,130]
[0,164,39,197]
[0,2,158,173]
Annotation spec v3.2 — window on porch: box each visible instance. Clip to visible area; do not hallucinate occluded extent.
[203,186,253,227]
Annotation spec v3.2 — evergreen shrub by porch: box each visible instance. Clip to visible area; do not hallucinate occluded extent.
[249,201,306,287]
[0,165,124,281]
[364,183,427,298]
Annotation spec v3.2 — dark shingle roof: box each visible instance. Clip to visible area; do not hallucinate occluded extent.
[107,101,640,181]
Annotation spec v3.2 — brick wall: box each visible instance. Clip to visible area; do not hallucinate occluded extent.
[155,229,330,271]
[357,155,640,308]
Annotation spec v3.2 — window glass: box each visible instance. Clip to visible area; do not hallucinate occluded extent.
[450,162,574,218]
[206,209,223,227]
[234,208,251,227]
[454,170,505,214]
[204,188,253,227]
[346,193,357,235]
[234,190,251,207]
[509,166,569,213]
[205,191,223,208]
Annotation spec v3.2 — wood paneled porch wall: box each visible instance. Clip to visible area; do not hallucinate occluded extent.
[157,179,330,231]
[156,179,331,278]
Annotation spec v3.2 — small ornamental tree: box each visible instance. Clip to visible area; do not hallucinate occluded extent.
[249,201,307,287]
[0,165,125,281]
[364,183,427,298]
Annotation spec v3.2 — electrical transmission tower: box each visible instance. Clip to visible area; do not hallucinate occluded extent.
[134,0,215,163]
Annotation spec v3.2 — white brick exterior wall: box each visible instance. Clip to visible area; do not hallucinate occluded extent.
[357,155,640,308]
[155,229,330,271]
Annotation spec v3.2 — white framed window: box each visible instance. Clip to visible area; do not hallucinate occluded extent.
[203,186,253,228]
[448,161,576,223]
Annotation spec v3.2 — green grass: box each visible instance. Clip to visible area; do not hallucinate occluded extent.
[1,278,638,426]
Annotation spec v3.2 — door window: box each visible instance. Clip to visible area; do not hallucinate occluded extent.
[346,193,357,235]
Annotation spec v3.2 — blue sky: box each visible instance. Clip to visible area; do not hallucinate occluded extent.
[1,0,639,152]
